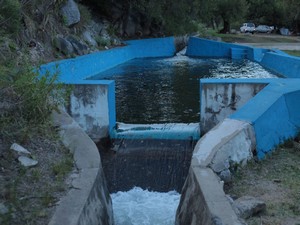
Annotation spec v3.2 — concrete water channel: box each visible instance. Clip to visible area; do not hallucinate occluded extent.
[42,37,300,225]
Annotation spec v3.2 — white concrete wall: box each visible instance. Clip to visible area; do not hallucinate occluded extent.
[69,84,110,142]
[200,82,266,135]
[176,119,256,225]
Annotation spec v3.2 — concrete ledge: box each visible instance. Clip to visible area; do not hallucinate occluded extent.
[176,167,244,225]
[49,110,114,225]
[111,122,200,140]
[192,119,255,169]
[176,118,255,224]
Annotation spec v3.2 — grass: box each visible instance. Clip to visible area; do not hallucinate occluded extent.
[52,156,73,180]
[284,50,300,57]
[200,28,300,44]
[227,145,300,224]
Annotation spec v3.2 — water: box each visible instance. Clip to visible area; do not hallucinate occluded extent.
[111,187,180,225]
[89,56,278,123]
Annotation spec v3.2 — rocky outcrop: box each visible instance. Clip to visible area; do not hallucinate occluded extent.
[61,0,81,27]
[53,35,88,56]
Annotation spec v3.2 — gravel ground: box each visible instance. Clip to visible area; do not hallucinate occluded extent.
[0,131,74,225]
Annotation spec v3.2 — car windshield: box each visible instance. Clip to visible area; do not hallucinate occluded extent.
[247,23,255,27]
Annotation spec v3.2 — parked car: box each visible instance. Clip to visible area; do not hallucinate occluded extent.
[240,23,255,33]
[255,25,273,33]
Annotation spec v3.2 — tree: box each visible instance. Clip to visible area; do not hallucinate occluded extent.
[86,0,202,36]
[0,0,21,35]
[246,0,300,33]
[216,0,248,33]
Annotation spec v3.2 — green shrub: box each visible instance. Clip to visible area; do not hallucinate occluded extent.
[95,36,111,47]
[0,0,22,35]
[0,60,71,142]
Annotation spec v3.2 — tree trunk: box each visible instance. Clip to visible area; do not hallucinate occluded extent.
[219,20,230,34]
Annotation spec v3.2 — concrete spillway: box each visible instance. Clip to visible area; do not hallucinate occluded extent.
[99,138,196,193]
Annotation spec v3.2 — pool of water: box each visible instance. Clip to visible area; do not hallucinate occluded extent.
[111,187,180,225]
[89,56,278,123]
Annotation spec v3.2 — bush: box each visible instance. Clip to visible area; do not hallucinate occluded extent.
[0,60,71,142]
[0,0,22,35]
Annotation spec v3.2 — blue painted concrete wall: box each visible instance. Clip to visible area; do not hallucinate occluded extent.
[40,37,176,82]
[186,37,251,58]
[260,52,300,78]
[126,37,176,58]
[188,37,300,158]
[230,79,300,158]
[41,37,176,138]
[41,36,300,153]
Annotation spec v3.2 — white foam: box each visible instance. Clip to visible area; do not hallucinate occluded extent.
[111,187,180,225]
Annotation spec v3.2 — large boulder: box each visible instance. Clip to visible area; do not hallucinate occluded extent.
[66,36,88,55]
[61,0,80,27]
[82,31,97,47]
[233,196,266,219]
[53,36,74,56]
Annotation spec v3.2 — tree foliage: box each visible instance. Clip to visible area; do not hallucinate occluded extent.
[216,0,248,33]
[0,0,21,35]
[89,0,291,35]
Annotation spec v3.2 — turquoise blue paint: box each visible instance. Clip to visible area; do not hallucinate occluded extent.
[40,36,300,152]
[230,79,300,158]
[40,37,176,82]
[189,36,300,158]
[260,52,300,78]
[40,37,177,139]
[110,123,200,141]
[186,37,251,58]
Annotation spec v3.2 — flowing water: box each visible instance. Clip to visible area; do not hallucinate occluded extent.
[93,56,278,224]
[89,56,278,123]
[111,187,180,225]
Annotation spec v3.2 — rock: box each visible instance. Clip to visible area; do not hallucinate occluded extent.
[210,159,230,173]
[0,202,9,215]
[89,20,105,34]
[82,31,97,47]
[175,35,188,52]
[211,215,223,225]
[219,169,232,183]
[124,16,136,37]
[53,36,74,56]
[233,196,266,219]
[293,141,300,150]
[18,156,38,167]
[10,143,31,155]
[66,36,88,55]
[61,0,80,27]
[112,38,122,46]
[176,47,187,56]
